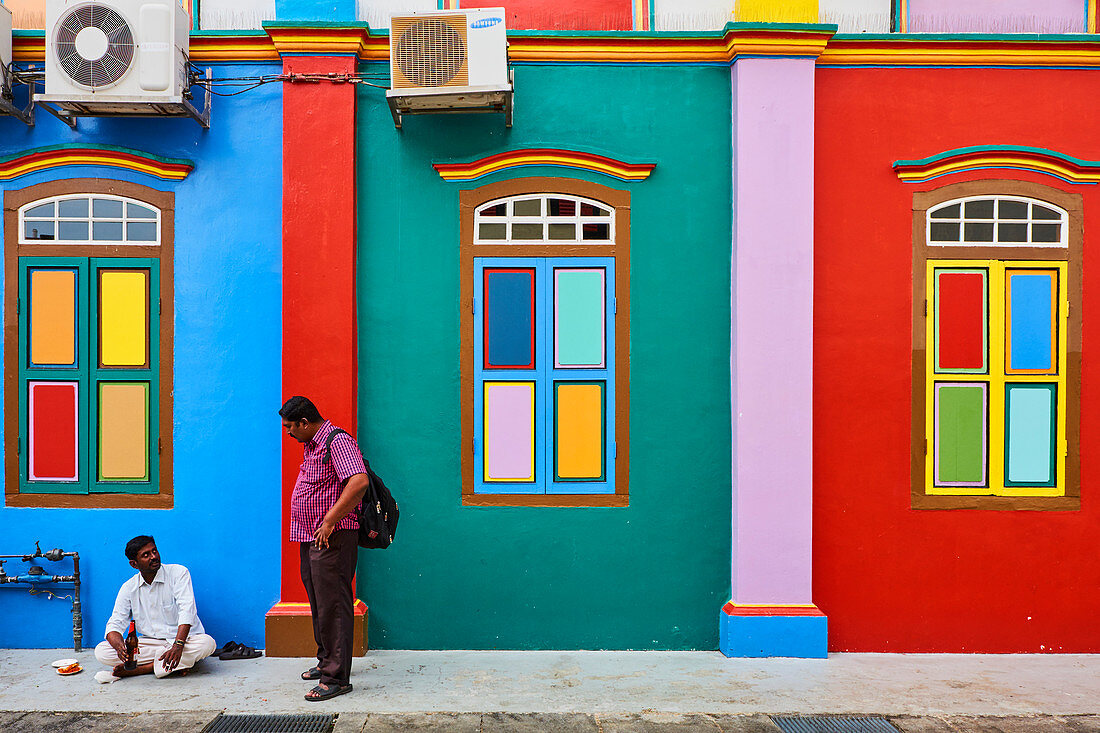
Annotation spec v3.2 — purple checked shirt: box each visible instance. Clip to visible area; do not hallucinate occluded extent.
[289,420,367,543]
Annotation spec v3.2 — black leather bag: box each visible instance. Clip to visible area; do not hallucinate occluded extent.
[322,429,399,549]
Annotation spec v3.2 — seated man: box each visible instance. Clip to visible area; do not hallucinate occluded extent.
[94,535,217,679]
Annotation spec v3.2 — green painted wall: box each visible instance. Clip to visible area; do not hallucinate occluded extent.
[355,63,733,649]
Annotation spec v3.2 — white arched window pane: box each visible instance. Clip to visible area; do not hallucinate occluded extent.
[927,196,1067,248]
[20,195,161,245]
[474,194,614,244]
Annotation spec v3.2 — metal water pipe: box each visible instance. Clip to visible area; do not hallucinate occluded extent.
[0,541,83,651]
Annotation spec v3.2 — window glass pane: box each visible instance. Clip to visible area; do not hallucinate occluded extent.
[548,199,576,216]
[513,199,541,216]
[930,204,960,219]
[126,202,157,220]
[478,223,507,240]
[93,221,124,241]
[511,223,544,240]
[582,223,611,241]
[1032,224,1061,243]
[548,223,576,240]
[580,203,609,217]
[59,221,89,240]
[25,203,55,218]
[127,222,157,242]
[997,223,1028,242]
[59,199,89,217]
[93,199,124,218]
[998,200,1028,219]
[964,200,994,219]
[930,222,959,242]
[24,221,56,240]
[1032,205,1061,220]
[964,222,994,242]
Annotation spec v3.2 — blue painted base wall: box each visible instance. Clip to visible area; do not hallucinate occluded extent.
[0,63,284,649]
[719,611,828,658]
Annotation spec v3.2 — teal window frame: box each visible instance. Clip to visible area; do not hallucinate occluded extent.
[18,256,160,495]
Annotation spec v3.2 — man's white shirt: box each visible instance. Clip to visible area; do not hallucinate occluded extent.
[104,564,205,640]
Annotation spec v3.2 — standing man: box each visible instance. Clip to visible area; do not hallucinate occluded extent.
[280,395,369,702]
[95,535,217,679]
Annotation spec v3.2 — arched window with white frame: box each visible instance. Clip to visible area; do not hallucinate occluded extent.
[911,183,1080,511]
[460,179,630,508]
[5,180,175,509]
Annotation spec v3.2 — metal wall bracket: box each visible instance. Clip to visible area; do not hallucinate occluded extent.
[0,67,36,127]
[387,67,514,131]
[33,68,212,130]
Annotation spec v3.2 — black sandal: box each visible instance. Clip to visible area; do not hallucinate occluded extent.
[219,644,262,660]
[305,682,352,701]
[301,666,321,680]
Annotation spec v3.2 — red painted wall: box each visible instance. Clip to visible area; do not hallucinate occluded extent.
[814,67,1100,652]
[280,55,359,602]
[459,0,633,30]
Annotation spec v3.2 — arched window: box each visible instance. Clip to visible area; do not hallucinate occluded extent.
[926,196,1067,247]
[460,179,630,507]
[20,194,162,245]
[911,181,1080,511]
[5,180,174,509]
[474,194,614,244]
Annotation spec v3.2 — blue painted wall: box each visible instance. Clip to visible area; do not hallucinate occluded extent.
[0,61,284,649]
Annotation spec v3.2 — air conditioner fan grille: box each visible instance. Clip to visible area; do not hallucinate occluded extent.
[394,18,467,87]
[55,4,134,89]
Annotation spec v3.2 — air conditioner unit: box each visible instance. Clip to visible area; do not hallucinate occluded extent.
[36,0,204,123]
[1,3,11,89]
[386,7,513,129]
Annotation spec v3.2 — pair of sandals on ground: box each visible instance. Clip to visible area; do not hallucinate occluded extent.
[300,665,352,701]
[211,640,263,660]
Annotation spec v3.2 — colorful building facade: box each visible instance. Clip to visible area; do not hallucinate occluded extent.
[1,0,1097,656]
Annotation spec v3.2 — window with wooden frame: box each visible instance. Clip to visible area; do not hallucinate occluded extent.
[460,178,629,507]
[5,180,174,509]
[911,180,1080,510]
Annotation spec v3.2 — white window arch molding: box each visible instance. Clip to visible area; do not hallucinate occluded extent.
[927,195,1068,248]
[19,194,162,246]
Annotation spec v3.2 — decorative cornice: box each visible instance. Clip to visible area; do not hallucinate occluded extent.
[13,26,1100,67]
[820,34,1100,68]
[263,23,373,57]
[434,149,656,182]
[0,145,195,182]
[893,145,1100,184]
[721,602,825,617]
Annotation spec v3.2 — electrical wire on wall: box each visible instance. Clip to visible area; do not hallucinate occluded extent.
[5,64,394,98]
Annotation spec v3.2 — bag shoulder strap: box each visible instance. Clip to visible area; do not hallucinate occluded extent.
[321,428,349,465]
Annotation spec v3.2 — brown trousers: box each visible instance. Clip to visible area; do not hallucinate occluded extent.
[299,529,358,686]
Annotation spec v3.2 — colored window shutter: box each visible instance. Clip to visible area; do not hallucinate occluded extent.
[29,269,77,367]
[1006,270,1056,374]
[484,268,535,369]
[554,268,605,368]
[99,270,149,368]
[98,382,149,481]
[483,381,535,482]
[28,381,79,482]
[1005,384,1057,485]
[555,381,605,480]
[935,269,987,373]
[934,382,987,486]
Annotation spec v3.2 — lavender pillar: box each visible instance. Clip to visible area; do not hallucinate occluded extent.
[722,55,826,658]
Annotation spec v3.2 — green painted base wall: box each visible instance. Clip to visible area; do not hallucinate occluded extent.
[355,64,733,649]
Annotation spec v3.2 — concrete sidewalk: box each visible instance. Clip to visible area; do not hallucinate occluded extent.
[1,650,1098,731]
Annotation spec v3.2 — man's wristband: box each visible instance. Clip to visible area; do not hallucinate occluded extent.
[173,639,185,647]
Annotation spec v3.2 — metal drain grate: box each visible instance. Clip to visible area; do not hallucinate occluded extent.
[201,713,336,733]
[772,716,899,733]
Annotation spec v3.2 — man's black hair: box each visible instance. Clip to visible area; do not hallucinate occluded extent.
[279,395,323,423]
[125,535,156,561]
